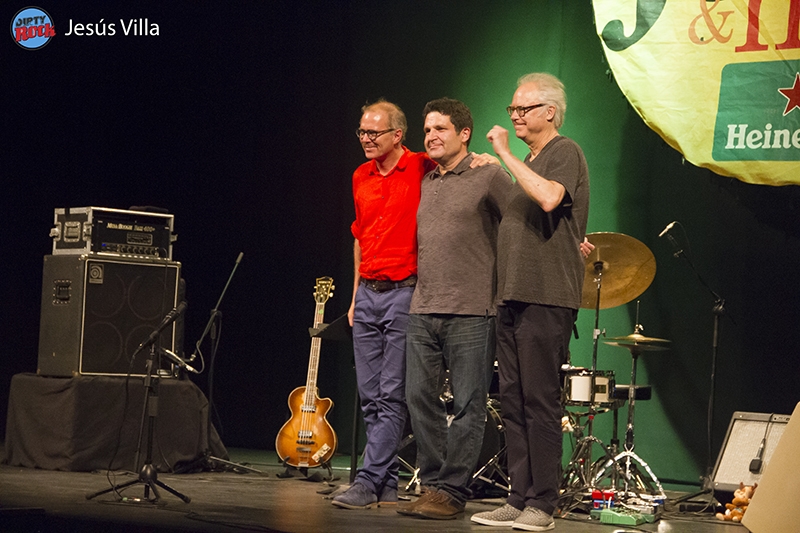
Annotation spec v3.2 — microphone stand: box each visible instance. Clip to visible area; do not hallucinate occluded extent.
[87,312,191,504]
[664,229,725,497]
[174,252,263,475]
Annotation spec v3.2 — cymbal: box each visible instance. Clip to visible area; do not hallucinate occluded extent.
[604,332,670,353]
[581,232,656,309]
[604,341,669,352]
[605,333,671,344]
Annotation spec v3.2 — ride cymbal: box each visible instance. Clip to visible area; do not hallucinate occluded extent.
[581,232,656,310]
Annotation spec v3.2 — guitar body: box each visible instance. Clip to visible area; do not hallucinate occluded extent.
[274,277,338,469]
[275,385,337,468]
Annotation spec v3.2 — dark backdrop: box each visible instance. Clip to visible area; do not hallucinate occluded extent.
[2,1,359,451]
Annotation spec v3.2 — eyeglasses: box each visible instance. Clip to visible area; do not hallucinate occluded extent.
[355,128,395,141]
[506,103,546,118]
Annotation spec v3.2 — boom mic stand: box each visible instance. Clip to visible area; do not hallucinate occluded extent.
[174,252,263,475]
[87,304,191,504]
[662,222,725,496]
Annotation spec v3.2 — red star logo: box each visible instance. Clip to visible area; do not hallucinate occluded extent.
[779,73,800,116]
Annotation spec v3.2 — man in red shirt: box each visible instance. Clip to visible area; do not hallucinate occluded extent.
[333,100,435,509]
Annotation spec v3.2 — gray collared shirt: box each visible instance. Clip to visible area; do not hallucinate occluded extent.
[410,153,515,316]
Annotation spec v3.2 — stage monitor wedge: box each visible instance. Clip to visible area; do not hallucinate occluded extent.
[37,254,180,377]
[711,410,790,494]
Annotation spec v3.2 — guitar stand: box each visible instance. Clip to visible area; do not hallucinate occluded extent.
[277,456,335,482]
[87,347,191,504]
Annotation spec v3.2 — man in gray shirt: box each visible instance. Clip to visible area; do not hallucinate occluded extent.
[397,98,514,520]
[472,72,590,532]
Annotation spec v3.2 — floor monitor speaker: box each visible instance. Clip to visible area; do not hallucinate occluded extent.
[711,410,790,495]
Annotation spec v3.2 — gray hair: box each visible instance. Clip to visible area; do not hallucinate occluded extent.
[517,73,566,130]
[362,99,408,143]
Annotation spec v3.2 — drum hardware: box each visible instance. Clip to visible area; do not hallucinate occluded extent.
[471,399,510,494]
[398,397,509,495]
[593,323,669,502]
[396,432,421,493]
[560,233,658,512]
[439,371,454,405]
[472,447,509,494]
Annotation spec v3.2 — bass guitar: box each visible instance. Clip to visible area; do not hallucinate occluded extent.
[275,277,338,468]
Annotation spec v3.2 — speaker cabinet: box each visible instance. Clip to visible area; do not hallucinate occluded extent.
[711,411,791,494]
[37,254,181,377]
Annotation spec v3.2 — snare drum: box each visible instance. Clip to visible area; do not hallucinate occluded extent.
[564,369,615,406]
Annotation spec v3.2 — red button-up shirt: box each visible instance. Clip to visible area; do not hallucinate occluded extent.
[350,147,435,281]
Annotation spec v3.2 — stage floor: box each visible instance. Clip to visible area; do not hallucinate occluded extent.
[0,447,738,532]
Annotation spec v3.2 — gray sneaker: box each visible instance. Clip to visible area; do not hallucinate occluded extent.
[331,482,377,509]
[512,506,555,531]
[471,503,522,526]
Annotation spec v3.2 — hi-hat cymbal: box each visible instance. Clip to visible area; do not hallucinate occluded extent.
[605,333,671,344]
[604,341,669,352]
[581,232,656,309]
[604,332,671,353]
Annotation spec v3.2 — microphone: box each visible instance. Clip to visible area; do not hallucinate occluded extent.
[658,221,677,238]
[161,348,200,374]
[749,437,766,473]
[139,301,188,349]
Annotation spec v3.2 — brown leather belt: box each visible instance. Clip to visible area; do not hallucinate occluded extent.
[361,276,417,293]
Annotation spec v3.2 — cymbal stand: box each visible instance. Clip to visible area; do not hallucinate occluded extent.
[560,261,616,508]
[593,331,665,502]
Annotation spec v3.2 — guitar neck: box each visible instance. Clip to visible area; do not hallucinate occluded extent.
[303,301,325,406]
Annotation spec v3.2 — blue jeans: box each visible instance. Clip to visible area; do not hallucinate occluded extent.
[405,313,495,502]
[351,284,414,494]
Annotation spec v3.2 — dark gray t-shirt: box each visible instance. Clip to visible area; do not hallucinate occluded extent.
[496,135,589,310]
[410,153,514,316]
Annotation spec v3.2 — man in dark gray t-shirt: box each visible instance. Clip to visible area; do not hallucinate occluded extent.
[398,98,514,521]
[472,73,589,532]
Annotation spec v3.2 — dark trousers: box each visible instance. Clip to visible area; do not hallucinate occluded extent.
[496,301,574,515]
